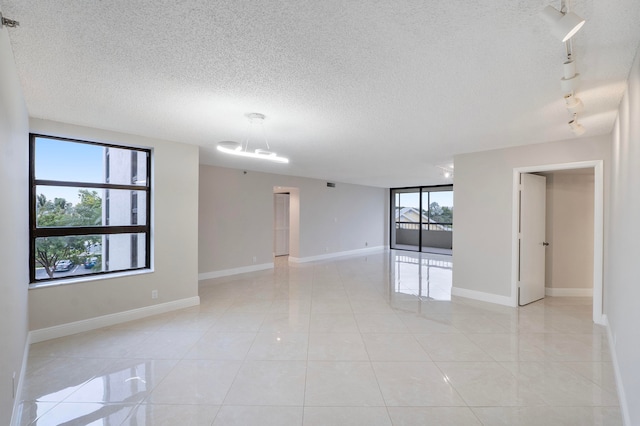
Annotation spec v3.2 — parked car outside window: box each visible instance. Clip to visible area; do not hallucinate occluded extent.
[54,259,74,272]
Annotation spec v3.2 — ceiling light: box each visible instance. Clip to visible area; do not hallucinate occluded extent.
[541,5,586,42]
[564,93,583,113]
[437,165,454,179]
[216,113,289,164]
[568,116,585,136]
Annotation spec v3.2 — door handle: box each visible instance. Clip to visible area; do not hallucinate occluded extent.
[542,242,549,246]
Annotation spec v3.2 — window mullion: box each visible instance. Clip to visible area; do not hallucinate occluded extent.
[34,179,148,192]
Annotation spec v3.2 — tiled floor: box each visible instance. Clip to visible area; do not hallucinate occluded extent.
[16,251,621,425]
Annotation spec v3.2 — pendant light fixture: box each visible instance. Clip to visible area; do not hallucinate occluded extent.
[216,113,289,164]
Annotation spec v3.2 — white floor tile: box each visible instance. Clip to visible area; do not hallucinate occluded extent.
[415,333,493,361]
[362,333,430,361]
[307,333,369,361]
[372,361,467,407]
[387,407,482,426]
[303,406,391,426]
[246,332,309,360]
[305,361,385,406]
[224,360,307,406]
[435,361,546,407]
[125,404,220,426]
[148,359,242,405]
[213,406,303,426]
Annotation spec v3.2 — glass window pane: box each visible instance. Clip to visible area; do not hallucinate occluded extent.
[34,235,102,280]
[35,137,104,183]
[34,137,147,186]
[35,187,147,227]
[34,233,146,281]
[428,191,453,231]
[105,233,146,270]
[395,190,421,229]
[105,147,148,186]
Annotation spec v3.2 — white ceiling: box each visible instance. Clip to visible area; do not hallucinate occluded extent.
[2,0,639,188]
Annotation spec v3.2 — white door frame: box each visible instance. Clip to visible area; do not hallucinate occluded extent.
[511,160,604,324]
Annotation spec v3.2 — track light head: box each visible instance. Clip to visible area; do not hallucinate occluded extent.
[568,117,586,136]
[564,93,584,113]
[561,74,580,94]
[541,5,586,42]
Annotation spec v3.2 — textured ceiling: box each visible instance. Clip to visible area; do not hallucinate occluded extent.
[2,0,639,187]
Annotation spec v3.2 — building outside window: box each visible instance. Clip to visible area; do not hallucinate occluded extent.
[29,134,151,284]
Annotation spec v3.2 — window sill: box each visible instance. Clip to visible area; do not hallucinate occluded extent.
[29,268,154,290]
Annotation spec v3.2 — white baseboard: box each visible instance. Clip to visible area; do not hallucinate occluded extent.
[289,246,386,264]
[604,315,631,426]
[451,286,514,307]
[29,296,200,344]
[545,287,593,297]
[198,263,274,280]
[10,333,31,426]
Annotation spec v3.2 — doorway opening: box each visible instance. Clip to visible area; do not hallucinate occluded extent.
[512,161,604,324]
[273,186,300,261]
[274,193,290,256]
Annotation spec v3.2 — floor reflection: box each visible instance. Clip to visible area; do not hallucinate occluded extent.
[20,360,157,425]
[389,251,452,302]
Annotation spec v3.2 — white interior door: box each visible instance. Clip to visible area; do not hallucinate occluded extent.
[519,173,547,306]
[274,193,290,256]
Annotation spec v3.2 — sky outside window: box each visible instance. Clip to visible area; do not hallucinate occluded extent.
[35,137,104,205]
[397,191,453,209]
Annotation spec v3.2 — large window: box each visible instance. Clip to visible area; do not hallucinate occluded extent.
[29,134,151,284]
[391,185,453,252]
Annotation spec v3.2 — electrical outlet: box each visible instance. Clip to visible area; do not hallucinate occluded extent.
[253,256,257,263]
[151,290,158,299]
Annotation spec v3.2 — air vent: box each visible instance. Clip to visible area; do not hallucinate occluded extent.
[327,182,336,188]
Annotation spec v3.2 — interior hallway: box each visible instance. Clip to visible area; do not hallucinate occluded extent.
[17,251,620,425]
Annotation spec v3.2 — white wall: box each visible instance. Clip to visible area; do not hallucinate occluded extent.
[0,20,29,426]
[453,135,610,300]
[607,46,640,425]
[28,119,200,330]
[199,165,387,275]
[543,170,594,291]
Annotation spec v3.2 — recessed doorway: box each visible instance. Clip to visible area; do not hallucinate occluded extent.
[512,161,604,324]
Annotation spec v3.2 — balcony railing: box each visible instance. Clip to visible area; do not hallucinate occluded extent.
[395,221,453,232]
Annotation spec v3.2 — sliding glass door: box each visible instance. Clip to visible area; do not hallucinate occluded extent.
[390,185,453,253]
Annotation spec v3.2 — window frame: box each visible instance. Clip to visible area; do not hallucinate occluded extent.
[29,133,152,284]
